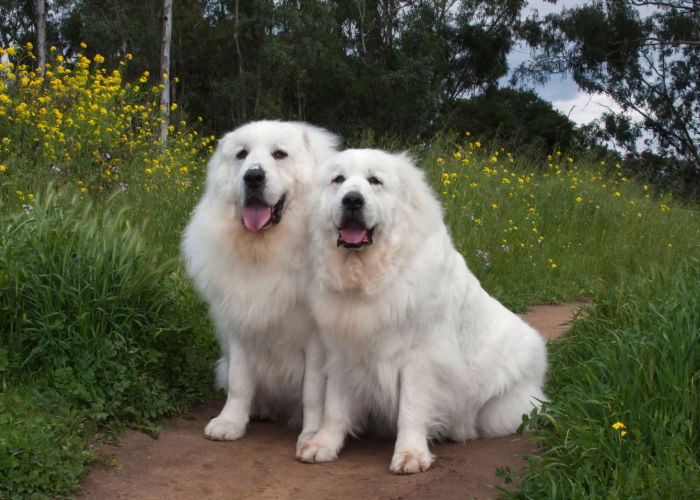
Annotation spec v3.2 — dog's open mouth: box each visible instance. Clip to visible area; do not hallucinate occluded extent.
[242,194,285,232]
[337,218,374,248]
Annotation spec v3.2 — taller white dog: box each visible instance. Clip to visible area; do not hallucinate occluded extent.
[297,149,548,474]
[181,121,338,443]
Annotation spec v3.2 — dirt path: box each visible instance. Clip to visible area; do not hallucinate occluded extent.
[79,303,582,500]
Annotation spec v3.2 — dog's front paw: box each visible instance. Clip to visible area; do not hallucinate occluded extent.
[296,438,338,463]
[295,430,317,450]
[390,448,434,474]
[204,416,247,441]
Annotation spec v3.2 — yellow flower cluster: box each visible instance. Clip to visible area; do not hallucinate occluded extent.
[0,43,212,201]
[612,421,627,437]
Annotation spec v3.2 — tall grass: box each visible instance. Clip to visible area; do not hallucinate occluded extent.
[0,193,216,497]
[0,42,216,497]
[498,258,699,497]
[421,136,698,310]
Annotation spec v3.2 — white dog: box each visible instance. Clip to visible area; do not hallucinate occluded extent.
[181,121,338,444]
[297,149,548,474]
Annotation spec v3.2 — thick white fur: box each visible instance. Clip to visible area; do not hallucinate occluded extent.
[297,149,548,474]
[181,121,338,445]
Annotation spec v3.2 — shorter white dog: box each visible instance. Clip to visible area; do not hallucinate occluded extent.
[297,149,548,474]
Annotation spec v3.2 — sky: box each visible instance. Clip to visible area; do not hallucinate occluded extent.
[505,0,623,127]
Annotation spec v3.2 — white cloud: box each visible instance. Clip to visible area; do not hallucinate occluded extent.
[550,91,623,126]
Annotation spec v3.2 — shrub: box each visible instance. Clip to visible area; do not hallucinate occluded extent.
[0,43,212,214]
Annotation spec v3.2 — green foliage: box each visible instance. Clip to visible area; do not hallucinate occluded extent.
[443,88,580,151]
[0,389,95,497]
[0,43,212,218]
[0,193,217,497]
[38,0,526,140]
[60,0,161,82]
[498,259,700,498]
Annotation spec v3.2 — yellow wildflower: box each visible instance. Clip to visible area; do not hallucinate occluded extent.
[612,422,627,436]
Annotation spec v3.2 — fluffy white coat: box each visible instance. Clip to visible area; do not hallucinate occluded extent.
[297,149,548,474]
[181,121,338,444]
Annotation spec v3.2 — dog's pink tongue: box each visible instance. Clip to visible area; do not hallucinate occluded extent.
[340,220,367,244]
[242,202,272,232]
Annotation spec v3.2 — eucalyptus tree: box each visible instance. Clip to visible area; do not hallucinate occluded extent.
[516,0,699,169]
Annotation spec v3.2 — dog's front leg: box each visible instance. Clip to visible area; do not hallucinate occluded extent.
[296,339,326,451]
[296,365,355,463]
[204,339,254,440]
[390,362,435,474]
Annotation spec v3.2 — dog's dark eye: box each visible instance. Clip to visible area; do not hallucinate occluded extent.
[368,176,383,185]
[332,175,345,184]
[236,149,248,160]
[272,150,288,160]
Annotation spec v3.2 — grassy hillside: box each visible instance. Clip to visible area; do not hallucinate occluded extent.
[0,44,698,497]
[422,138,697,310]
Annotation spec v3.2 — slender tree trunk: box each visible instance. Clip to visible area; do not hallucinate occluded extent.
[254,23,263,116]
[160,0,173,151]
[355,0,367,57]
[296,75,302,119]
[33,0,46,72]
[233,0,247,121]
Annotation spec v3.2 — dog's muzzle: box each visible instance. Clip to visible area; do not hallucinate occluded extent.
[241,167,285,232]
[336,191,374,249]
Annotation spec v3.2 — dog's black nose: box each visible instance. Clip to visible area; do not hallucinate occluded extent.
[243,168,266,188]
[342,191,364,210]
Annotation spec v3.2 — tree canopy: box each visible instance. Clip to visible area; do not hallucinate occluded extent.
[3,0,530,140]
[516,0,699,169]
[1,0,698,183]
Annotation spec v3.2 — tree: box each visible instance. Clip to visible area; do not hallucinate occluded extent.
[33,0,46,71]
[0,0,34,48]
[516,0,700,170]
[60,0,162,80]
[22,0,530,140]
[443,88,580,151]
[1,0,58,59]
[160,0,173,149]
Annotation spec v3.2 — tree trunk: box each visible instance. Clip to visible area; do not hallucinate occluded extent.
[160,0,173,152]
[33,0,46,72]
[254,23,264,116]
[233,0,247,122]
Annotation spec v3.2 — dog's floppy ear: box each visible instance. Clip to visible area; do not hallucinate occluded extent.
[395,152,443,224]
[302,124,340,166]
[203,131,237,195]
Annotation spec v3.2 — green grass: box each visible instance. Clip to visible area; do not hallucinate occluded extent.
[420,138,698,310]
[0,193,216,497]
[497,258,700,498]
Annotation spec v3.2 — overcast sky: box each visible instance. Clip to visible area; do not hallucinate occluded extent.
[505,0,623,126]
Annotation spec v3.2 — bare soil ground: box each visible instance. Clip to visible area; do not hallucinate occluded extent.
[79,303,583,500]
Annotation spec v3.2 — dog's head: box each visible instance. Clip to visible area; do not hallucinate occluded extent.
[312,149,442,252]
[205,121,338,232]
